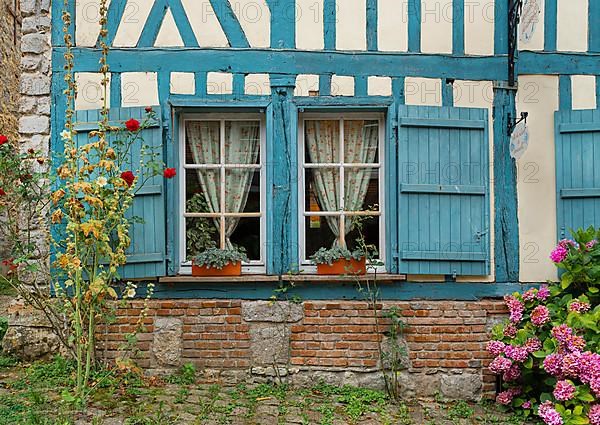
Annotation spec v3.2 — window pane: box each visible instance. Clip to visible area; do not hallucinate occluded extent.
[186,169,220,213]
[344,167,379,211]
[186,121,220,164]
[305,168,340,212]
[185,217,219,259]
[225,169,260,213]
[346,216,380,259]
[225,121,260,164]
[229,217,261,261]
[344,120,379,163]
[305,120,340,164]
[304,216,338,258]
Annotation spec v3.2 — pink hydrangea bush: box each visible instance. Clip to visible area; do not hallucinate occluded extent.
[487,227,600,425]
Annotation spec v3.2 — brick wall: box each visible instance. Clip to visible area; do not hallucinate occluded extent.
[98,299,507,400]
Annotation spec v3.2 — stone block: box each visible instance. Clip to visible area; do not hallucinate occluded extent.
[242,301,303,323]
[19,115,49,134]
[21,34,48,54]
[440,373,483,401]
[151,317,182,367]
[20,74,50,95]
[249,323,290,365]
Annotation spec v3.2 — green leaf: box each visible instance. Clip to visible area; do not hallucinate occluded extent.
[573,406,583,416]
[523,357,533,369]
[540,392,552,402]
[578,392,595,402]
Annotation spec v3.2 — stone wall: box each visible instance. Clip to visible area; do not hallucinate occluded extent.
[98,299,507,400]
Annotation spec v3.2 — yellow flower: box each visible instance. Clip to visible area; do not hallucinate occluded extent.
[51,209,64,224]
[106,148,116,159]
[57,165,72,179]
[80,219,103,238]
[51,189,66,204]
[96,176,108,187]
[84,196,104,208]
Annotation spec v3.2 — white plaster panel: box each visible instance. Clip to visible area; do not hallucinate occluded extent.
[228,0,271,48]
[336,0,367,50]
[571,75,597,110]
[76,0,105,47]
[516,75,559,282]
[207,72,233,95]
[170,72,195,95]
[378,0,408,52]
[245,74,271,95]
[121,72,159,106]
[296,0,324,50]
[420,0,453,54]
[112,0,154,47]
[519,0,544,51]
[464,0,494,55]
[453,80,495,282]
[367,76,392,96]
[155,9,185,47]
[331,75,354,96]
[405,77,442,106]
[294,74,320,96]
[181,0,229,47]
[557,0,588,52]
[75,73,111,110]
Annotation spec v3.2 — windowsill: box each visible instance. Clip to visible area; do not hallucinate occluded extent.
[159,273,407,284]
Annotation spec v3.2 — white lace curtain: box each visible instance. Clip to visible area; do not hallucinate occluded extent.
[187,121,260,249]
[305,120,378,247]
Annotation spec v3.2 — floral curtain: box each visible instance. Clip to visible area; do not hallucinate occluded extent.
[187,121,260,248]
[305,120,378,246]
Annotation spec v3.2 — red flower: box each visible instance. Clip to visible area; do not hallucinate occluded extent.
[2,258,17,273]
[0,188,6,196]
[163,168,177,179]
[121,171,135,187]
[145,106,153,113]
[125,118,140,132]
[0,135,7,145]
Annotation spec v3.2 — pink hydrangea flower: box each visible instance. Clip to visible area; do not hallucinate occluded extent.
[578,351,600,384]
[551,325,573,344]
[589,404,600,425]
[586,240,597,250]
[504,323,517,338]
[553,380,575,401]
[543,353,564,377]
[496,390,514,405]
[550,245,568,263]
[559,239,578,248]
[569,300,591,313]
[486,340,505,356]
[504,295,525,323]
[505,345,529,363]
[522,288,537,302]
[562,352,581,377]
[538,401,564,425]
[525,338,542,354]
[531,305,550,326]
[566,335,586,352]
[489,356,513,374]
[591,378,600,398]
[537,286,550,300]
[503,363,522,382]
[521,401,532,409]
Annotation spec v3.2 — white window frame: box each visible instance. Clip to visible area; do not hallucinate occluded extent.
[298,112,386,273]
[178,113,266,274]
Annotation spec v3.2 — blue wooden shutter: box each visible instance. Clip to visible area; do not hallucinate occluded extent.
[555,108,600,240]
[73,106,167,279]
[396,105,490,276]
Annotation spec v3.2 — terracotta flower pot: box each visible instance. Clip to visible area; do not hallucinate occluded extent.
[191,261,242,277]
[316,257,366,275]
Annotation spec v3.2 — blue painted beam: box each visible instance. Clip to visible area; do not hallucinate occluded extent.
[295,96,392,108]
[267,0,295,48]
[590,0,600,52]
[452,0,464,56]
[494,0,508,55]
[442,80,454,106]
[366,0,378,51]
[102,0,126,47]
[545,0,557,51]
[493,87,519,283]
[233,73,245,97]
[324,0,336,50]
[194,72,207,97]
[319,74,332,96]
[137,0,168,47]
[137,280,539,300]
[519,51,600,75]
[559,75,572,110]
[355,76,368,96]
[56,48,513,80]
[208,0,250,48]
[52,0,75,47]
[392,77,405,104]
[110,72,121,107]
[168,0,199,47]
[407,0,421,52]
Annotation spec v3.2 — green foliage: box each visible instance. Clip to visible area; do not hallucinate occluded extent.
[192,247,248,269]
[185,192,217,258]
[447,400,475,420]
[309,246,366,265]
[165,363,197,385]
[0,354,17,369]
[0,316,7,342]
[488,227,600,424]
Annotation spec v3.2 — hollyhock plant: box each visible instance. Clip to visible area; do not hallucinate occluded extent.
[163,167,176,179]
[486,227,599,424]
[125,118,140,132]
[121,171,135,187]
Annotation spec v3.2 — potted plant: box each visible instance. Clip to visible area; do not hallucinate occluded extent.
[309,246,368,275]
[191,247,248,277]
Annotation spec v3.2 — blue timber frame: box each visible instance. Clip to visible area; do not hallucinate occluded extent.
[50,0,600,298]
